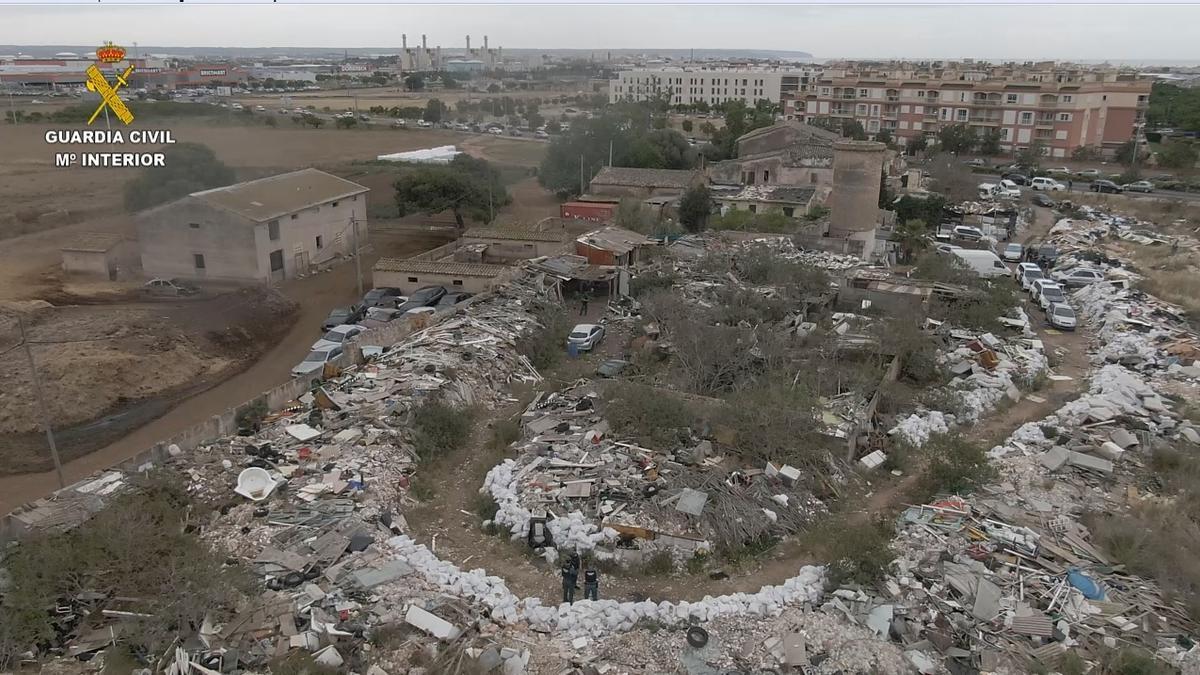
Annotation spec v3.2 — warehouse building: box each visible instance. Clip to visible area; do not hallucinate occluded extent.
[60,232,139,280]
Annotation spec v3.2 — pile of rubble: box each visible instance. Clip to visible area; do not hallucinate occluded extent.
[890,317,1049,447]
[482,380,827,563]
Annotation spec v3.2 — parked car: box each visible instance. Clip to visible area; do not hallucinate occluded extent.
[321,305,364,330]
[1018,266,1045,292]
[1001,242,1024,262]
[1047,167,1071,176]
[1001,173,1030,186]
[1051,267,1105,288]
[1047,303,1077,331]
[1031,279,1067,310]
[534,130,549,139]
[1076,169,1102,179]
[364,306,403,322]
[312,324,366,351]
[435,292,474,308]
[487,127,504,135]
[1090,179,1123,194]
[998,179,1023,197]
[1033,193,1057,208]
[1122,180,1155,193]
[254,105,266,112]
[965,158,986,167]
[403,306,438,317]
[291,345,343,378]
[391,120,408,128]
[567,323,605,352]
[408,285,447,306]
[952,225,984,241]
[416,120,432,128]
[935,242,962,255]
[143,278,199,296]
[362,287,406,308]
[1030,177,1066,192]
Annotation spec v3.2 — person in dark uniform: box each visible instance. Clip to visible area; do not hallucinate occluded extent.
[561,560,578,604]
[583,567,599,601]
[579,295,589,316]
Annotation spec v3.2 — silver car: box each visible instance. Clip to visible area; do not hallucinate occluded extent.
[567,323,605,352]
[292,345,343,378]
[1047,303,1077,331]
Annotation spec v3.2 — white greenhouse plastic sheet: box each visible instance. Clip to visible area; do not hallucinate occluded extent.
[376,145,461,164]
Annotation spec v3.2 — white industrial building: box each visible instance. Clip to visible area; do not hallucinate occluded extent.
[609,66,819,106]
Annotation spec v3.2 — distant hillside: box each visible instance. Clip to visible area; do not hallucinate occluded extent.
[0,45,813,62]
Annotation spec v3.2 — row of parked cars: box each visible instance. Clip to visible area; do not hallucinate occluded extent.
[1012,260,1106,331]
[292,286,473,378]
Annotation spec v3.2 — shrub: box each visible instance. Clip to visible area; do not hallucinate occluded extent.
[604,381,695,450]
[641,550,675,576]
[631,268,678,297]
[410,400,473,462]
[816,516,894,587]
[912,433,994,501]
[515,301,572,371]
[490,419,521,450]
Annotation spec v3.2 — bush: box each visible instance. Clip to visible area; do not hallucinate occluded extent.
[490,419,521,450]
[0,474,252,668]
[604,381,696,450]
[816,516,894,587]
[410,400,473,462]
[515,301,573,371]
[631,268,678,297]
[913,433,994,501]
[714,379,821,466]
[640,550,675,576]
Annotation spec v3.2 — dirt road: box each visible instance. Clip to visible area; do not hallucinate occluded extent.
[0,232,450,514]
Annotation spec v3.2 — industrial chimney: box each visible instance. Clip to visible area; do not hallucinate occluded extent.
[422,34,427,50]
[484,35,489,51]
[466,35,471,51]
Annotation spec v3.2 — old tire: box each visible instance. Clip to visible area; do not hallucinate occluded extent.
[686,626,709,648]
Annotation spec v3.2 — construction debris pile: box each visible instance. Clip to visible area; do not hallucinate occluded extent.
[483,381,827,563]
[890,317,1049,447]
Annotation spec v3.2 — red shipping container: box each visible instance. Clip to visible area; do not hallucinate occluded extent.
[560,201,615,222]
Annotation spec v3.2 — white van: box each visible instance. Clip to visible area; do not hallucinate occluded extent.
[951,249,1009,278]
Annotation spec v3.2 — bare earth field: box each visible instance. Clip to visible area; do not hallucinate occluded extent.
[0,117,550,482]
[232,85,576,114]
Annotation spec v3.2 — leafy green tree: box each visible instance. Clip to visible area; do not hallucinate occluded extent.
[906,135,928,155]
[440,73,458,89]
[893,218,930,263]
[304,115,324,129]
[1159,140,1199,169]
[1015,141,1048,168]
[405,73,425,91]
[336,116,357,129]
[842,119,867,140]
[978,129,1002,156]
[423,99,447,123]
[1115,140,1138,165]
[546,119,561,134]
[874,128,893,146]
[393,155,509,228]
[681,119,694,133]
[938,123,976,154]
[487,83,501,94]
[1148,82,1200,131]
[678,183,711,232]
[123,143,234,212]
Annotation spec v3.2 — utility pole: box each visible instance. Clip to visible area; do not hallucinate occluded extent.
[16,315,65,489]
[7,88,16,125]
[608,139,613,167]
[350,211,363,298]
[488,185,494,223]
[579,154,585,195]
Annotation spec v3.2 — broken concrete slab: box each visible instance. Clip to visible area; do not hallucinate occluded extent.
[1066,451,1114,474]
[972,578,1002,621]
[866,604,894,637]
[351,560,414,589]
[675,488,709,516]
[1095,441,1126,462]
[405,605,462,640]
[1040,446,1070,471]
[1109,428,1139,449]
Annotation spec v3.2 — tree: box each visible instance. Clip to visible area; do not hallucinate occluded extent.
[1147,82,1200,131]
[123,142,235,212]
[546,119,561,134]
[1115,140,1137,165]
[678,183,711,232]
[304,115,324,129]
[405,73,425,91]
[841,119,867,140]
[393,154,508,228]
[874,128,893,146]
[906,135,928,155]
[487,83,501,94]
[336,116,357,129]
[423,99,446,123]
[978,129,1002,156]
[893,218,930,264]
[1015,141,1047,168]
[699,121,717,137]
[1159,140,1199,169]
[681,119,693,133]
[526,112,544,130]
[938,123,976,154]
[1071,145,1102,161]
[440,73,459,89]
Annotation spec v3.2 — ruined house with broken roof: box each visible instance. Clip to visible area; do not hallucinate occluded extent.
[136,168,369,283]
[586,166,706,200]
[707,121,841,189]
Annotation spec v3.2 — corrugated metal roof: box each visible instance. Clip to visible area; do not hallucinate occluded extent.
[61,231,127,253]
[576,226,651,255]
[461,227,565,243]
[373,258,507,277]
[191,168,368,223]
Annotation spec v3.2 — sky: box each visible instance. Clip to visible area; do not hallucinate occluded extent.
[0,3,1197,62]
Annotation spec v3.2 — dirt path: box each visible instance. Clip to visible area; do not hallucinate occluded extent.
[0,233,449,514]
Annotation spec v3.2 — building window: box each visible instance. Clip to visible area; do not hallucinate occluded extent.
[1060,95,1073,103]
[810,173,818,184]
[916,90,926,98]
[783,207,794,217]
[748,204,757,213]
[193,254,205,269]
[762,170,770,183]
[291,214,298,220]
[315,235,323,249]
[269,249,283,272]
[859,88,868,97]
[268,220,279,240]
[1006,94,1018,104]
[351,195,358,201]
[1000,128,1010,141]
[1020,112,1033,125]
[452,279,464,286]
[1057,113,1072,122]
[188,222,200,229]
[407,276,418,283]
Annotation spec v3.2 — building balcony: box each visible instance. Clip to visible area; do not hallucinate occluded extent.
[971,99,1000,106]
[886,96,899,102]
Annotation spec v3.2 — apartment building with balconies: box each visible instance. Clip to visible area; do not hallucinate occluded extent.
[791,62,1151,158]
[609,66,818,106]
